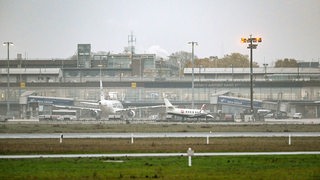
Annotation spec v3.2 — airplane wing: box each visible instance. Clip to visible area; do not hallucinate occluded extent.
[113,105,165,113]
[191,113,214,118]
[124,105,165,110]
[80,101,100,106]
[53,104,101,112]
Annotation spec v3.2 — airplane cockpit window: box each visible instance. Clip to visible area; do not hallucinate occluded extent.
[113,102,123,109]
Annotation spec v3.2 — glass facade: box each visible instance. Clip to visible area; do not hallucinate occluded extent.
[3,81,318,102]
[77,44,91,68]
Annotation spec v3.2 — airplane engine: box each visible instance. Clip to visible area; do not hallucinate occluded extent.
[91,110,101,120]
[127,110,136,118]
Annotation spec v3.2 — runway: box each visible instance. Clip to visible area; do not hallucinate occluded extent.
[1,151,320,159]
[1,132,320,139]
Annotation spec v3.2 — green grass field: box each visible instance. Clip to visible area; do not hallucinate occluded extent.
[1,123,320,133]
[1,123,319,179]
[0,155,319,179]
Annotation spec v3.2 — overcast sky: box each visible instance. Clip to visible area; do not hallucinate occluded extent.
[1,0,319,66]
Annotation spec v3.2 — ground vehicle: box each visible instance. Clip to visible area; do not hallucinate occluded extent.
[257,109,273,118]
[293,113,302,119]
[51,109,77,120]
[275,111,288,119]
[0,115,10,122]
[264,113,274,118]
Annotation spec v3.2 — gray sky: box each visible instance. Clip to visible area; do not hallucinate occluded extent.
[1,0,319,66]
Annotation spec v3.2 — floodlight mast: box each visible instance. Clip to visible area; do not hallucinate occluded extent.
[241,35,262,114]
[188,41,198,109]
[3,42,14,116]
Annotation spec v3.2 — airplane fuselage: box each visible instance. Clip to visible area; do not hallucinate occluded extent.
[164,98,212,119]
[100,99,124,113]
[167,108,204,117]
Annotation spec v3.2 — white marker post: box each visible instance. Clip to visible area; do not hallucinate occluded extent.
[288,134,291,145]
[206,135,209,145]
[187,147,194,167]
[131,133,134,144]
[60,133,63,144]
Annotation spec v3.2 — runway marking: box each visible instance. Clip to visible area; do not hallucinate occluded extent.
[103,160,124,163]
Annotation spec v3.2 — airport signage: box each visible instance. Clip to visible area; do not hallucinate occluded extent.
[27,96,74,106]
[217,96,262,108]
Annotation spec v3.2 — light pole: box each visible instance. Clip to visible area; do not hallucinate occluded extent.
[188,41,198,109]
[241,36,261,113]
[177,60,181,80]
[140,58,144,80]
[3,42,13,116]
[98,64,103,81]
[230,64,234,81]
[297,63,300,80]
[263,63,268,80]
[118,63,122,81]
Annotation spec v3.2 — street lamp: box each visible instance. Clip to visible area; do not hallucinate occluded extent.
[241,35,262,113]
[3,42,14,116]
[188,41,198,109]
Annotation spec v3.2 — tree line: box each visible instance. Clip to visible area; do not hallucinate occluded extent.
[169,51,299,68]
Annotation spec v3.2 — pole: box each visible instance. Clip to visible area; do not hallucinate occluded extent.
[231,64,234,81]
[288,134,291,145]
[188,42,197,109]
[7,43,10,116]
[4,42,13,116]
[249,35,253,114]
[241,36,261,116]
[140,59,142,80]
[119,63,122,81]
[187,147,194,167]
[297,64,300,80]
[263,63,268,80]
[60,134,63,143]
[131,133,134,144]
[191,43,195,109]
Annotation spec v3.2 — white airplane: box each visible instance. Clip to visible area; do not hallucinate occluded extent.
[70,80,163,119]
[164,98,213,120]
[80,81,127,113]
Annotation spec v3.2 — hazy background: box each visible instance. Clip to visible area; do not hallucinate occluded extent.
[1,0,319,65]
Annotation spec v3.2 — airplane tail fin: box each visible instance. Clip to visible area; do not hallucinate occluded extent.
[200,104,213,118]
[200,104,206,113]
[164,98,174,109]
[100,80,105,102]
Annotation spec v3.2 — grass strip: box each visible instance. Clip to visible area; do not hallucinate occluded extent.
[0,155,319,179]
[1,137,319,154]
[1,123,320,133]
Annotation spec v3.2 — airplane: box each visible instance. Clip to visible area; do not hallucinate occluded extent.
[80,80,127,114]
[56,80,163,120]
[164,98,213,120]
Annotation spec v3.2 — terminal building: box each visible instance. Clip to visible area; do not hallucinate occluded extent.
[0,44,319,120]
